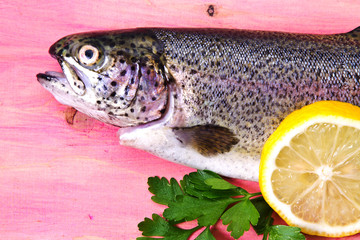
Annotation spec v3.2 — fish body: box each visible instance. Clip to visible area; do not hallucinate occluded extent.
[37,28,360,181]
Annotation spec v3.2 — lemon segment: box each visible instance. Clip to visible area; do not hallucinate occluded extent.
[259,101,360,237]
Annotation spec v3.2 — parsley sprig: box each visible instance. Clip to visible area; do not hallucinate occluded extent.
[138,170,305,240]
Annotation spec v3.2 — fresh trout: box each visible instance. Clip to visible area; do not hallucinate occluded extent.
[37,28,360,181]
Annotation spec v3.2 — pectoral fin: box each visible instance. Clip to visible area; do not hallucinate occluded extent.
[173,125,239,156]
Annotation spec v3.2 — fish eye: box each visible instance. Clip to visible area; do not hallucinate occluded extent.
[78,44,99,66]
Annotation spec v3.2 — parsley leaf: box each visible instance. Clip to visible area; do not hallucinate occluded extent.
[138,170,306,240]
[164,195,237,226]
[268,225,305,240]
[204,177,239,190]
[138,214,169,236]
[137,214,200,240]
[194,227,216,240]
[221,198,260,239]
[148,177,183,205]
[181,171,247,199]
[251,196,274,235]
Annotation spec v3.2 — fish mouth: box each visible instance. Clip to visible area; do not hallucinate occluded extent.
[36,71,67,84]
[37,42,67,84]
[38,39,87,96]
[37,59,87,96]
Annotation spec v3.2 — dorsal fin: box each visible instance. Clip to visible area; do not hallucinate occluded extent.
[343,26,360,40]
[173,125,239,156]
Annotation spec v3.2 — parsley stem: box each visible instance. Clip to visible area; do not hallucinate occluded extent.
[262,210,274,240]
[249,192,262,197]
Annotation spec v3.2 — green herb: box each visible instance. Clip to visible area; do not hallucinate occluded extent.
[137,170,305,240]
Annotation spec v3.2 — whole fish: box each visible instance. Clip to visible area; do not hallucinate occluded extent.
[37,27,360,181]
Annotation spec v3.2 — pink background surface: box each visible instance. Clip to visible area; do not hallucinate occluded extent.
[2,0,360,239]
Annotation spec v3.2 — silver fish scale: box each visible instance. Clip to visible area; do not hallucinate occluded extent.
[153,29,360,155]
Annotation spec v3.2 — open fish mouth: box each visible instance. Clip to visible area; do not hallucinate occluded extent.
[37,61,87,96]
[36,71,70,91]
[37,71,67,83]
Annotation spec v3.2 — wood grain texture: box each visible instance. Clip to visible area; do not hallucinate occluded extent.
[1,0,360,239]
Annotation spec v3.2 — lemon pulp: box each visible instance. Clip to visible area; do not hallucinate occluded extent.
[260,101,360,237]
[273,123,360,225]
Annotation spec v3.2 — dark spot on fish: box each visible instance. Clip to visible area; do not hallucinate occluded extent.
[220,74,227,80]
[130,78,135,84]
[147,69,151,75]
[120,59,125,64]
[130,108,134,113]
[65,53,71,58]
[131,57,137,63]
[97,76,102,80]
[139,85,143,91]
[154,82,159,87]
[96,100,101,104]
[141,106,146,112]
[160,108,166,114]
[145,117,148,121]
[110,92,116,97]
[131,65,136,71]
[170,65,176,71]
[57,49,64,56]
[125,85,130,95]
[103,85,107,91]
[111,81,117,86]
[124,113,128,117]
[117,50,124,56]
[190,69,197,74]
[152,97,156,101]
[130,43,136,48]
[120,70,127,76]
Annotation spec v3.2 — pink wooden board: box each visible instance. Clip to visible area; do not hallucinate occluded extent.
[1,0,360,239]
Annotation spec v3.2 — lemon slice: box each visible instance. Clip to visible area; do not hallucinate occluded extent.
[259,101,360,237]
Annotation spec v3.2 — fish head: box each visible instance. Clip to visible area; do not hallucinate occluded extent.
[37,30,169,127]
